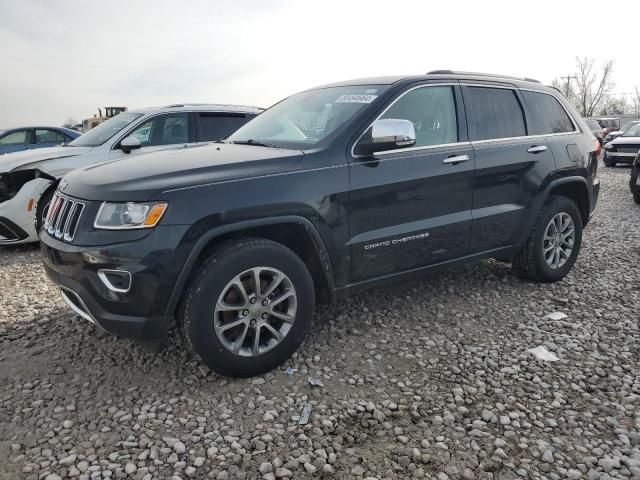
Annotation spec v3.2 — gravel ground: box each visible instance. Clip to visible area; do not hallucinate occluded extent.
[1,161,639,480]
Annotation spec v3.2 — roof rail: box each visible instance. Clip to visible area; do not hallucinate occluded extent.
[427,70,541,84]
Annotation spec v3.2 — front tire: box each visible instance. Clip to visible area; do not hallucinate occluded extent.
[180,238,315,377]
[35,188,55,233]
[512,196,583,283]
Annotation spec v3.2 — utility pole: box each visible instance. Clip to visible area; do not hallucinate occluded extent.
[560,74,576,98]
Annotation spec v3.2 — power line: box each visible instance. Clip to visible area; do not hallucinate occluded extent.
[560,74,576,97]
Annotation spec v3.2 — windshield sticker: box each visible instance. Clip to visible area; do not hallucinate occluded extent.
[335,94,378,104]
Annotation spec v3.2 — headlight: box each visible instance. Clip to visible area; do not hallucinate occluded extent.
[94,202,168,230]
[604,143,613,150]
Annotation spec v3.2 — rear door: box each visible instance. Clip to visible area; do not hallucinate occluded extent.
[348,83,475,281]
[462,84,556,253]
[35,129,68,149]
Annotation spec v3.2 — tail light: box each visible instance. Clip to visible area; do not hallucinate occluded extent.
[593,138,601,156]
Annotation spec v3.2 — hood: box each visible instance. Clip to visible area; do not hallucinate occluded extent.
[607,136,640,146]
[60,143,305,201]
[0,146,93,173]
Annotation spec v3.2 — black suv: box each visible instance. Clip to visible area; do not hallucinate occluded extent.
[41,71,600,377]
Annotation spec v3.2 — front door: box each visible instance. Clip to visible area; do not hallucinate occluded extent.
[348,84,475,282]
[110,112,191,160]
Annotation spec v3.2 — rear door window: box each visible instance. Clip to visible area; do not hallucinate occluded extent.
[35,129,66,143]
[522,91,575,135]
[198,113,248,141]
[467,87,526,140]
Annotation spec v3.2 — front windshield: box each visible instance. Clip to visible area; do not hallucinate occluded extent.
[621,121,639,133]
[227,85,388,149]
[69,112,143,147]
[622,124,640,137]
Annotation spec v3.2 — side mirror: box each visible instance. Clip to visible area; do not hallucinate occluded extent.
[120,136,141,154]
[356,119,416,156]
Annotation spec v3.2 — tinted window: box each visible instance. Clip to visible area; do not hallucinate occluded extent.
[199,113,247,141]
[35,129,66,143]
[522,91,574,135]
[127,113,188,147]
[0,130,27,146]
[381,86,458,147]
[468,87,526,140]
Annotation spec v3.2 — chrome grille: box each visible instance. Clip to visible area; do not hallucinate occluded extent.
[618,146,640,154]
[44,193,85,241]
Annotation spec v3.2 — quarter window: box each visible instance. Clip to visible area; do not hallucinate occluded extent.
[522,91,574,135]
[0,130,28,146]
[380,86,458,147]
[468,87,526,140]
[199,113,248,142]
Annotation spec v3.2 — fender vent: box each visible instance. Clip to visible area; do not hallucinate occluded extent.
[44,193,85,242]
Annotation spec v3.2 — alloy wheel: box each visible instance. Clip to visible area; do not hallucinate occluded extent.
[213,267,297,357]
[543,212,575,269]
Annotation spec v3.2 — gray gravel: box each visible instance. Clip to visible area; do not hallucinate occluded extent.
[1,161,639,480]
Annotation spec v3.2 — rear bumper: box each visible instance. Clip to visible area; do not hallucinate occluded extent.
[40,227,188,348]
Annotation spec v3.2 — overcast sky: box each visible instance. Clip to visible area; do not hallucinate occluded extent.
[1,0,639,127]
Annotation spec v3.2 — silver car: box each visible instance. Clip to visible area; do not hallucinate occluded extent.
[0,104,262,244]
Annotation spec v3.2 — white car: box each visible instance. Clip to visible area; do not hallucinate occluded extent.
[0,104,262,244]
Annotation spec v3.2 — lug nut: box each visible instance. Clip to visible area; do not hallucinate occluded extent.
[262,300,269,306]
[261,313,268,320]
[250,319,256,326]
[250,298,257,304]
[242,310,249,316]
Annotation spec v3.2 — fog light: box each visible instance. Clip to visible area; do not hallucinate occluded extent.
[98,269,132,293]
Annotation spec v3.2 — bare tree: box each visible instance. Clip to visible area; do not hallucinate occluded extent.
[573,57,615,117]
[62,117,79,128]
[598,95,627,116]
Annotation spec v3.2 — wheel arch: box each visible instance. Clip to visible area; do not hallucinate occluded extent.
[166,216,336,317]
[544,177,591,227]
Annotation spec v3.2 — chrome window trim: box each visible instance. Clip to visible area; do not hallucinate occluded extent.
[373,141,471,156]
[350,83,459,159]
[461,83,581,142]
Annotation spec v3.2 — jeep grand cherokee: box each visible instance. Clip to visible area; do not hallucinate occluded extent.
[40,71,600,377]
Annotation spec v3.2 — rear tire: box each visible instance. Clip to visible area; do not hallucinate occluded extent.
[180,238,315,377]
[512,196,583,283]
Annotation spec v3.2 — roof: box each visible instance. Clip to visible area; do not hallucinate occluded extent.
[0,126,79,133]
[312,71,550,91]
[129,104,264,115]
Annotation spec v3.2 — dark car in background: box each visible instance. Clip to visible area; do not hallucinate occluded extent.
[41,71,600,377]
[596,117,620,136]
[603,123,640,166]
[603,119,640,144]
[0,127,80,155]
[587,119,606,145]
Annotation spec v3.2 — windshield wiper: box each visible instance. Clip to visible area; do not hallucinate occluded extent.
[230,139,279,149]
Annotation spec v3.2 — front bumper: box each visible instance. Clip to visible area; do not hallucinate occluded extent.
[0,177,52,244]
[604,150,639,164]
[40,226,189,348]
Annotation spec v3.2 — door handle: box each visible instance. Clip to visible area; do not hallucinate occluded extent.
[443,154,470,165]
[527,145,548,154]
